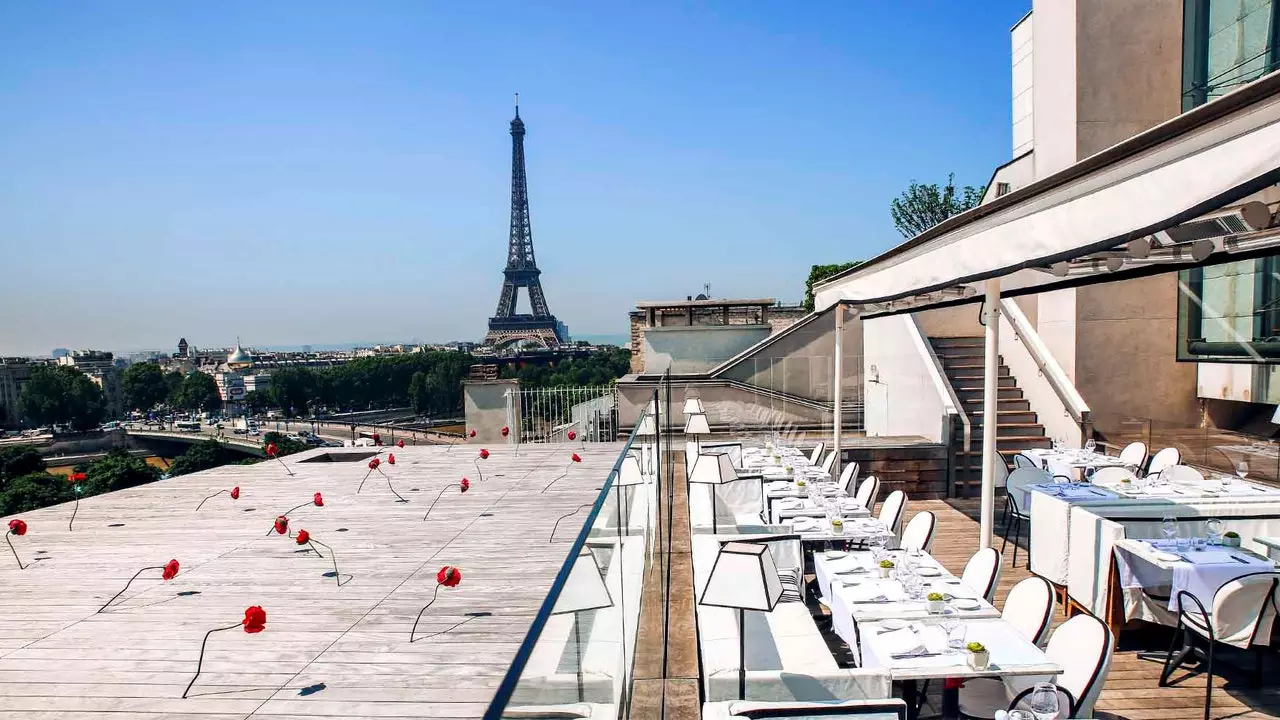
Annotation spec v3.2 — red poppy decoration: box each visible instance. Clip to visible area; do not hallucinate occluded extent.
[572,453,582,463]
[437,566,462,587]
[468,429,476,438]
[388,453,396,465]
[295,529,310,545]
[397,439,405,448]
[266,443,278,458]
[368,458,381,469]
[7,519,26,536]
[242,606,267,633]
[567,430,577,441]
[501,426,510,437]
[372,433,382,446]
[460,478,470,493]
[274,516,289,535]
[479,449,489,459]
[69,472,86,483]
[162,559,180,581]
[230,486,240,500]
[313,492,324,507]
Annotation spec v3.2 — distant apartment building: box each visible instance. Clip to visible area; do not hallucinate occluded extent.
[970,0,1280,434]
[0,358,37,428]
[56,350,124,419]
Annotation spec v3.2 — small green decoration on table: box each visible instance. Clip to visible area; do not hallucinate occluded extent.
[796,478,807,488]
[831,517,843,535]
[966,641,990,670]
[878,559,894,578]
[1224,531,1242,547]
[926,591,946,613]
[928,592,944,601]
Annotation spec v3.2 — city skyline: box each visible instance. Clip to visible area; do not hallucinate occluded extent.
[0,1,1025,356]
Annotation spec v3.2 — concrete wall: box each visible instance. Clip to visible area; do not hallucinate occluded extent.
[642,325,772,375]
[1031,0,1077,177]
[862,315,950,442]
[463,380,519,444]
[981,151,1036,204]
[914,304,984,339]
[616,380,833,435]
[719,309,861,404]
[1012,12,1035,156]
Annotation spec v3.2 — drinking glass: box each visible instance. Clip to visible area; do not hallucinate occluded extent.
[1162,514,1178,543]
[1083,466,1096,485]
[1191,536,1207,551]
[945,620,967,651]
[1236,461,1249,480]
[1085,438,1097,454]
[1206,518,1224,546]
[1028,682,1060,720]
[1176,535,1192,553]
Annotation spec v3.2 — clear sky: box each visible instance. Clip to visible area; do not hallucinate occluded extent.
[0,1,1029,356]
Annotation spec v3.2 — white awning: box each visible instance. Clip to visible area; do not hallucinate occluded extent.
[814,73,1280,313]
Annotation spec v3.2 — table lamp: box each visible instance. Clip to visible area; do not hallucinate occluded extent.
[685,412,711,476]
[551,549,614,702]
[698,541,783,700]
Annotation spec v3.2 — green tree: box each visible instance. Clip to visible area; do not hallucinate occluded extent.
[804,262,864,311]
[262,431,308,456]
[408,370,446,415]
[169,439,237,477]
[244,390,272,414]
[267,368,314,416]
[508,348,632,389]
[121,362,169,412]
[81,448,161,495]
[17,365,107,431]
[0,445,46,491]
[0,472,73,516]
[889,173,983,239]
[163,370,186,406]
[172,372,222,414]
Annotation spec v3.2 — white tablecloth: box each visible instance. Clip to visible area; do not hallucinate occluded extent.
[1117,539,1276,611]
[771,496,867,524]
[1027,487,1117,584]
[858,619,1058,679]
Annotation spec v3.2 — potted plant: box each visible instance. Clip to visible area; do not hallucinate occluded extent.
[878,559,895,579]
[796,478,807,489]
[966,641,990,670]
[1223,531,1242,547]
[831,517,844,535]
[784,464,794,477]
[926,592,946,614]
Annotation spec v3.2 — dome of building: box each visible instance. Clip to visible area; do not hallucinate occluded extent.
[227,344,253,366]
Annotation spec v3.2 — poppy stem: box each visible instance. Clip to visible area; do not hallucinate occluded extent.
[540,459,576,493]
[422,484,459,521]
[549,503,595,543]
[309,539,340,585]
[357,468,374,493]
[409,584,443,643]
[5,532,24,571]
[68,494,79,532]
[385,475,408,503]
[181,623,242,699]
[275,457,294,476]
[266,501,315,534]
[412,614,478,643]
[194,489,229,511]
[99,565,164,613]
[473,459,484,483]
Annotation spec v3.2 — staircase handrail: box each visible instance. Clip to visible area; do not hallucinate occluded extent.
[999,299,1091,433]
[909,315,971,482]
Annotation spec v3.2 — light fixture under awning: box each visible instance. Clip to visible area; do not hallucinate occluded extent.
[813,72,1280,313]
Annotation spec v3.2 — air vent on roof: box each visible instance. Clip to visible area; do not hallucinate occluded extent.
[1153,201,1272,246]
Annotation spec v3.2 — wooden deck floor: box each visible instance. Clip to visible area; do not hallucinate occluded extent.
[0,443,619,719]
[887,499,1280,720]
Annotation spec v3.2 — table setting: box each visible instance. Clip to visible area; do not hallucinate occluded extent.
[787,514,887,542]
[771,494,868,523]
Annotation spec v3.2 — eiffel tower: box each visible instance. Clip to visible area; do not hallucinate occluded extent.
[485,95,565,349]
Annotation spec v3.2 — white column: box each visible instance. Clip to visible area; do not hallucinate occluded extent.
[832,304,844,476]
[980,280,1001,550]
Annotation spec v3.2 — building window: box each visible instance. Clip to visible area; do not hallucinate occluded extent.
[1183,0,1280,110]
[996,182,1012,197]
[1177,257,1280,362]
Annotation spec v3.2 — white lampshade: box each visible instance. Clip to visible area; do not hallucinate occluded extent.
[683,397,705,415]
[552,549,613,614]
[636,416,657,436]
[699,542,783,611]
[684,413,711,435]
[1272,404,1280,424]
[688,451,736,485]
[617,455,646,487]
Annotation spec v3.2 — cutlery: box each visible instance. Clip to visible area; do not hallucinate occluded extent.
[1229,554,1250,564]
[1088,489,1106,496]
[850,598,892,604]
[890,651,943,660]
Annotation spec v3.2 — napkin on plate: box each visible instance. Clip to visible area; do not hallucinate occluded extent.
[879,627,926,657]
[791,517,819,530]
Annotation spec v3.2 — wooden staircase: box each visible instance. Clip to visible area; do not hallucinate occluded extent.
[930,336,1050,495]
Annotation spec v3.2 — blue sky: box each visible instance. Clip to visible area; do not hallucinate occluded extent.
[0,1,1028,355]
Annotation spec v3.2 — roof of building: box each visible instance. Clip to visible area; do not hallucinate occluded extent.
[634,297,777,309]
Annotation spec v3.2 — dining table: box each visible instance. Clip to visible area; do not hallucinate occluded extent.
[1113,537,1277,612]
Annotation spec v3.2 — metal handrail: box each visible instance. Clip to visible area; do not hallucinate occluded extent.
[1000,299,1091,434]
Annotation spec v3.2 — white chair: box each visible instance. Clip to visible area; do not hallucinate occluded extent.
[808,442,826,466]
[898,511,936,553]
[1091,466,1136,485]
[837,461,860,495]
[820,451,837,476]
[960,547,1002,603]
[1118,440,1148,468]
[1002,577,1055,646]
[960,613,1114,719]
[1002,467,1048,569]
[1160,464,1205,485]
[1012,453,1038,470]
[877,490,907,539]
[1160,573,1280,720]
[854,475,880,515]
[1147,446,1182,476]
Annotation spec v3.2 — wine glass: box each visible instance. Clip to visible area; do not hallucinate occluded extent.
[1206,517,1224,546]
[1236,461,1249,480]
[941,615,961,652]
[1085,438,1097,454]
[1162,514,1178,544]
[1028,682,1061,720]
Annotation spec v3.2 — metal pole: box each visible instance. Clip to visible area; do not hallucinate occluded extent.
[833,304,844,477]
[980,279,1001,550]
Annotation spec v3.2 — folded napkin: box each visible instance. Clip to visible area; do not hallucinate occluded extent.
[768,481,791,491]
[879,627,926,657]
[778,498,804,509]
[791,517,820,530]
[1185,550,1246,565]
[1141,485,1183,496]
[844,583,900,602]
